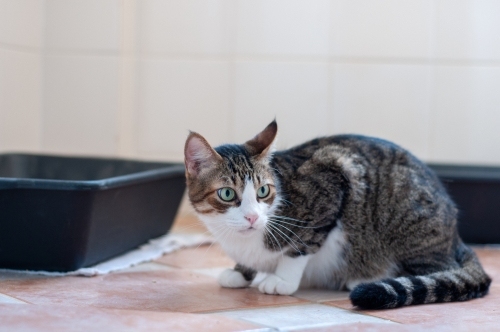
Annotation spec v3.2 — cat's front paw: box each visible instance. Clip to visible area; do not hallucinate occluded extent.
[218,269,252,288]
[258,274,298,295]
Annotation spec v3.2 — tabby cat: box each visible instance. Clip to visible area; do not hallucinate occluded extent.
[184,120,491,309]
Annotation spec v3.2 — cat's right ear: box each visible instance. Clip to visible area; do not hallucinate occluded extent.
[184,132,221,178]
[244,120,278,160]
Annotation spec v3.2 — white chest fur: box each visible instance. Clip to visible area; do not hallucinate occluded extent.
[301,224,347,288]
[215,230,283,273]
[200,213,348,288]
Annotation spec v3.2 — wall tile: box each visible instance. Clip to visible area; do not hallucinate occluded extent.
[0,0,44,49]
[236,0,331,56]
[331,63,432,159]
[45,0,121,52]
[139,0,230,56]
[138,59,230,158]
[0,49,41,151]
[434,0,500,61]
[331,0,433,58]
[430,66,500,165]
[42,55,119,155]
[233,61,329,149]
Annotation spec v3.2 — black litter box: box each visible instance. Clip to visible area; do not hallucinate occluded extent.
[0,153,185,272]
[429,164,500,244]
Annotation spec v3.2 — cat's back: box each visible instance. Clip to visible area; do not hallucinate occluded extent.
[272,134,452,224]
[273,134,426,174]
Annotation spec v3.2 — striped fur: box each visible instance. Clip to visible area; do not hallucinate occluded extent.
[184,120,491,309]
[350,243,491,309]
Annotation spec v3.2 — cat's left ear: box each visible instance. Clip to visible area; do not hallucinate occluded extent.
[184,132,222,178]
[244,120,277,160]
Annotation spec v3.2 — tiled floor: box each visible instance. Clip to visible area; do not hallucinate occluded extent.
[1,215,499,331]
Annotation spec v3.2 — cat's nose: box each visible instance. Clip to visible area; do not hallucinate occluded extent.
[244,214,259,225]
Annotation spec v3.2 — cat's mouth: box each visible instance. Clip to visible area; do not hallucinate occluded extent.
[238,227,257,235]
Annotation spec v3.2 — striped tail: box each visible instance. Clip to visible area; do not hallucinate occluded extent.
[350,246,491,309]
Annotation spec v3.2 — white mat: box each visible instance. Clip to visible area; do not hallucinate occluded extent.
[0,233,214,277]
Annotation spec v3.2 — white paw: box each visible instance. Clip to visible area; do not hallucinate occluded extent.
[258,274,298,295]
[218,269,252,288]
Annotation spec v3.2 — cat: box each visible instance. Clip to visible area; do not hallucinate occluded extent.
[184,120,491,309]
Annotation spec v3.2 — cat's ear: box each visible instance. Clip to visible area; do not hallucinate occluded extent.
[184,132,222,177]
[244,120,278,159]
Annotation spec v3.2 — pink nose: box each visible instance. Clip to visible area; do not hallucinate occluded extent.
[244,214,259,225]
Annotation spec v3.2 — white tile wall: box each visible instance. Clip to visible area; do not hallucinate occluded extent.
[42,55,119,155]
[0,49,41,151]
[331,0,433,58]
[138,59,230,159]
[332,63,432,159]
[45,0,121,52]
[1,0,500,166]
[236,0,331,56]
[233,61,330,148]
[139,0,231,56]
[434,0,500,61]
[0,0,44,49]
[431,66,500,164]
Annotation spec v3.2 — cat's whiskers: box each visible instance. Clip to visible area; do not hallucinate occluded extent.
[264,223,284,259]
[191,224,225,252]
[269,214,310,224]
[214,226,234,256]
[268,220,310,249]
[280,199,293,207]
[200,224,232,259]
[268,217,322,229]
[267,224,297,253]
[173,221,209,233]
[267,223,301,253]
[205,223,237,259]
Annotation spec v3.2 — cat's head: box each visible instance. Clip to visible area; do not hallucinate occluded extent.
[184,121,280,237]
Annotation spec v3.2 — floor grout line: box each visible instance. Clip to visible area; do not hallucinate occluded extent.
[0,292,31,304]
[194,301,313,315]
[322,301,403,325]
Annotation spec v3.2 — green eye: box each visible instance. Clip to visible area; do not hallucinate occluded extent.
[218,187,236,201]
[257,184,270,198]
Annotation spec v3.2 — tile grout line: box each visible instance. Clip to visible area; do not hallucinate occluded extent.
[0,41,40,54]
[28,47,500,68]
[0,292,31,304]
[195,301,344,315]
[323,301,402,325]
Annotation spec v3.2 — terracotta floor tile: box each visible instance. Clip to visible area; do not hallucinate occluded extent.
[325,285,500,329]
[0,268,305,313]
[293,289,350,303]
[156,244,235,269]
[474,247,500,281]
[191,267,228,279]
[0,304,261,332]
